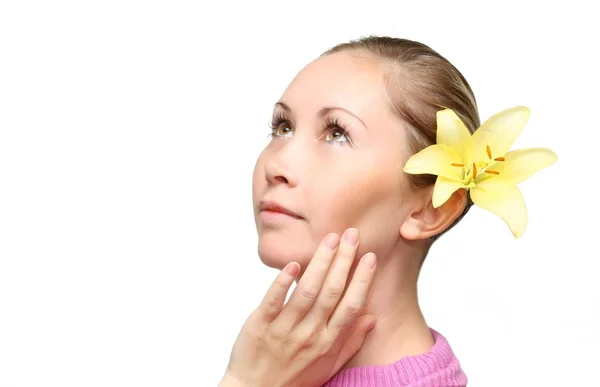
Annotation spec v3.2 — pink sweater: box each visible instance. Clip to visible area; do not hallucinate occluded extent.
[322,329,467,387]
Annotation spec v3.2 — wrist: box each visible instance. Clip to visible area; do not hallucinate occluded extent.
[218,373,250,387]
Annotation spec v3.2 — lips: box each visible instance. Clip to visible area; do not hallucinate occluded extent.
[259,200,303,219]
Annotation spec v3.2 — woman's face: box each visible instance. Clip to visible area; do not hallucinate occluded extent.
[252,52,418,270]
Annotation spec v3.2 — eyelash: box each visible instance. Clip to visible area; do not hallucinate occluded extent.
[267,113,352,145]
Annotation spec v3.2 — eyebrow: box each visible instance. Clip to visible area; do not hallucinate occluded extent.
[275,101,368,130]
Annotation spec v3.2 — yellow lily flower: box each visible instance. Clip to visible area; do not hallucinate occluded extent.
[403,106,557,238]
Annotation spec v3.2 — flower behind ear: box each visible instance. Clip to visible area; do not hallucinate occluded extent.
[403,107,557,238]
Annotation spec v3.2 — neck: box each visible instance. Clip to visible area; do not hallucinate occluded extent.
[341,242,434,369]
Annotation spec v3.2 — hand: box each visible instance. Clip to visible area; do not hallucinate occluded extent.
[219,228,377,387]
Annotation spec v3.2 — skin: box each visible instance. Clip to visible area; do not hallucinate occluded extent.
[219,231,379,387]
[252,51,466,368]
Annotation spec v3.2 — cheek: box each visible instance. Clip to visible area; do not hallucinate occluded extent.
[308,159,405,235]
[252,152,270,234]
[252,154,266,198]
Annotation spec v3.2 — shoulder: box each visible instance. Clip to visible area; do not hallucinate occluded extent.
[323,328,467,387]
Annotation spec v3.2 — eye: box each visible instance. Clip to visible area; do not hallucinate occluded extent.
[322,117,351,145]
[325,128,348,142]
[274,124,293,137]
[269,113,294,138]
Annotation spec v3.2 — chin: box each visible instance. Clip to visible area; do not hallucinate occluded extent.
[257,232,313,271]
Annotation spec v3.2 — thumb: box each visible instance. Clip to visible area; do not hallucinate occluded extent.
[330,314,376,374]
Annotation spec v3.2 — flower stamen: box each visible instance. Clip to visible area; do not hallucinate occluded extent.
[486,145,492,159]
[485,170,500,175]
[451,163,464,167]
[472,162,477,178]
[494,157,505,162]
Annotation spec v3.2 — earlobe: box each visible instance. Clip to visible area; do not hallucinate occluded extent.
[400,188,467,240]
[399,219,422,240]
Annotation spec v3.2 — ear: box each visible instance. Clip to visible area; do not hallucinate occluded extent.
[400,187,467,240]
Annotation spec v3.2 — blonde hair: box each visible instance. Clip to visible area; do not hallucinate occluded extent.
[322,36,480,240]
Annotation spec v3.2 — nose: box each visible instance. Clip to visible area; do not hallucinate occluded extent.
[265,162,291,185]
[264,142,301,188]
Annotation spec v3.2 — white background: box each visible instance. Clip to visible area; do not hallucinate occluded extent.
[1,1,598,386]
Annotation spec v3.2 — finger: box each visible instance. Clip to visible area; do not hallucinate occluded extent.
[257,261,300,323]
[328,252,376,335]
[306,228,360,322]
[275,232,340,325]
[330,314,376,376]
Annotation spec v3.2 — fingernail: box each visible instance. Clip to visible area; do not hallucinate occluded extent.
[344,228,359,245]
[286,262,300,276]
[363,253,376,269]
[324,233,339,250]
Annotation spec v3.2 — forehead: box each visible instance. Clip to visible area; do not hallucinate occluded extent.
[280,52,389,117]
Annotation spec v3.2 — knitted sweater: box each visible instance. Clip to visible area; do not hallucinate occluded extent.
[323,329,467,386]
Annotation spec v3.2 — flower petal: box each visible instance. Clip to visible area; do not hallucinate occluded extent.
[483,147,557,185]
[436,109,473,166]
[403,144,465,181]
[432,177,469,208]
[470,180,527,238]
[471,106,530,163]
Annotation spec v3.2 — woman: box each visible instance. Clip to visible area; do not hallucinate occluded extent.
[218,36,555,386]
